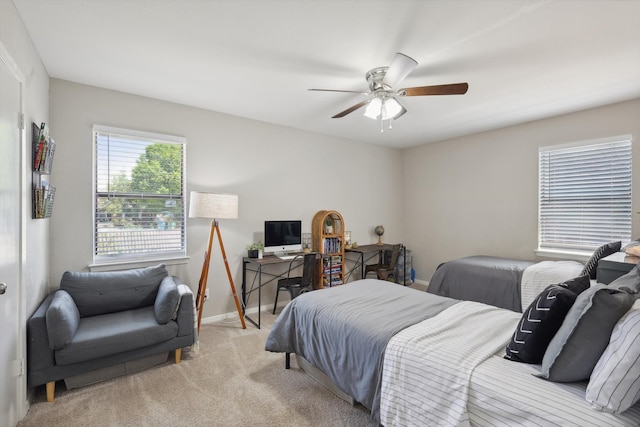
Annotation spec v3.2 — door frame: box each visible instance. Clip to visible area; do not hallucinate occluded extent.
[0,40,28,424]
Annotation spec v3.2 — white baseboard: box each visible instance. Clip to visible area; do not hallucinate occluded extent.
[200,301,284,325]
[410,279,429,291]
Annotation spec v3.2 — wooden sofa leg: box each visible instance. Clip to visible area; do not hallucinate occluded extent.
[46,381,55,402]
[175,348,182,364]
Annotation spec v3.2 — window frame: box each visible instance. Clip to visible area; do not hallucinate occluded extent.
[536,134,632,259]
[91,125,188,269]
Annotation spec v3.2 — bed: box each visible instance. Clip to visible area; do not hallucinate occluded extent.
[265,279,640,426]
[427,256,586,312]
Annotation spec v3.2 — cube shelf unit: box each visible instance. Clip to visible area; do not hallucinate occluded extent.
[312,210,345,289]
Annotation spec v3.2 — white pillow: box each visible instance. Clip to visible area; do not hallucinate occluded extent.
[520,260,585,310]
[585,300,640,413]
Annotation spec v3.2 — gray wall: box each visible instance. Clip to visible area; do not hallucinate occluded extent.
[49,79,405,318]
[1,1,51,418]
[6,0,640,322]
[403,98,640,281]
[0,1,51,318]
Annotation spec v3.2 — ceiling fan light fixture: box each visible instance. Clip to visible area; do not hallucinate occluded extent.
[381,97,404,120]
[363,96,406,122]
[363,97,383,119]
[313,52,467,122]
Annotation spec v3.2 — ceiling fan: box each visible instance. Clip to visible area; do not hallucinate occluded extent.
[309,53,468,131]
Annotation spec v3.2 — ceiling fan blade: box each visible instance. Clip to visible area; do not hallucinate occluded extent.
[399,82,469,96]
[309,88,369,95]
[382,53,418,88]
[332,99,371,118]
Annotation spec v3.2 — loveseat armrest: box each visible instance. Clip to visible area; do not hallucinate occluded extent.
[174,280,196,340]
[27,292,57,385]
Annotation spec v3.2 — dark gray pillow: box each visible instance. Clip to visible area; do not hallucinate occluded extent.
[608,263,640,294]
[45,290,80,350]
[580,241,621,280]
[154,276,180,324]
[540,284,635,382]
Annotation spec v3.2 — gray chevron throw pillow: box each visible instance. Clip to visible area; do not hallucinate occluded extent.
[581,241,621,280]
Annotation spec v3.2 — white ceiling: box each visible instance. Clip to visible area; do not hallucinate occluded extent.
[12,0,640,149]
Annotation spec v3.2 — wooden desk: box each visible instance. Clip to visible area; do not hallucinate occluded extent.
[242,253,316,328]
[345,243,408,285]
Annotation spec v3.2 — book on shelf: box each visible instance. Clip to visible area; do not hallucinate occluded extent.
[322,278,343,287]
[33,122,49,170]
[323,237,343,254]
[33,182,55,218]
[40,137,55,172]
[43,185,56,217]
[33,123,56,173]
[323,261,342,268]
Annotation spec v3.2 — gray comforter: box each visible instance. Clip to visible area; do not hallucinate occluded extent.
[265,279,457,421]
[427,255,534,312]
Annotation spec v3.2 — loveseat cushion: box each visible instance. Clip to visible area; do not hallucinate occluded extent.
[60,264,168,317]
[154,276,180,324]
[46,290,80,350]
[54,306,178,366]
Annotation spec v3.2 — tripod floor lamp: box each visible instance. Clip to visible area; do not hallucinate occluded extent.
[189,191,246,331]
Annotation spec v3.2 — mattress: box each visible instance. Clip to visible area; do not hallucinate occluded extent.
[265,279,457,421]
[428,256,584,312]
[266,278,640,426]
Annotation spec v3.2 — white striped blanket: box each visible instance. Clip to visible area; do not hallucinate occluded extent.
[468,356,640,427]
[380,301,521,427]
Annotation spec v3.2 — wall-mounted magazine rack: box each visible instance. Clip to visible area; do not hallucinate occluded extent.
[32,122,56,218]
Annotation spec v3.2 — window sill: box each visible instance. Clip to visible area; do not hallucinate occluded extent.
[88,256,189,272]
[535,249,591,263]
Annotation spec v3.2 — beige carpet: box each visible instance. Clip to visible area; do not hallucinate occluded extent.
[18,311,375,427]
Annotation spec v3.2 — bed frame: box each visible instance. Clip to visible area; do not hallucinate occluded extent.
[286,353,355,405]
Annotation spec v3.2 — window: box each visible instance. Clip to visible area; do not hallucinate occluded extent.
[93,125,186,264]
[538,135,632,254]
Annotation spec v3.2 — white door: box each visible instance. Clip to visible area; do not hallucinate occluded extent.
[0,48,24,427]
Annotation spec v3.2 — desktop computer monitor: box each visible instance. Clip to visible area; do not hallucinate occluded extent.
[264,220,302,254]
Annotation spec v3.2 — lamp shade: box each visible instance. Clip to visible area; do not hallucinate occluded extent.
[189,191,238,219]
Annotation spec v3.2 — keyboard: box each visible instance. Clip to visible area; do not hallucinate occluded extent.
[275,252,297,260]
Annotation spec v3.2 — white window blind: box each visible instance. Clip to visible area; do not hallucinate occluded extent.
[538,135,632,253]
[93,126,186,262]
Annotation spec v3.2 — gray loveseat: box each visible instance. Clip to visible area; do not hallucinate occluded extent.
[27,264,196,401]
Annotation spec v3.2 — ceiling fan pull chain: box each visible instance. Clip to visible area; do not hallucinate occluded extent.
[388,120,393,131]
[380,117,384,133]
